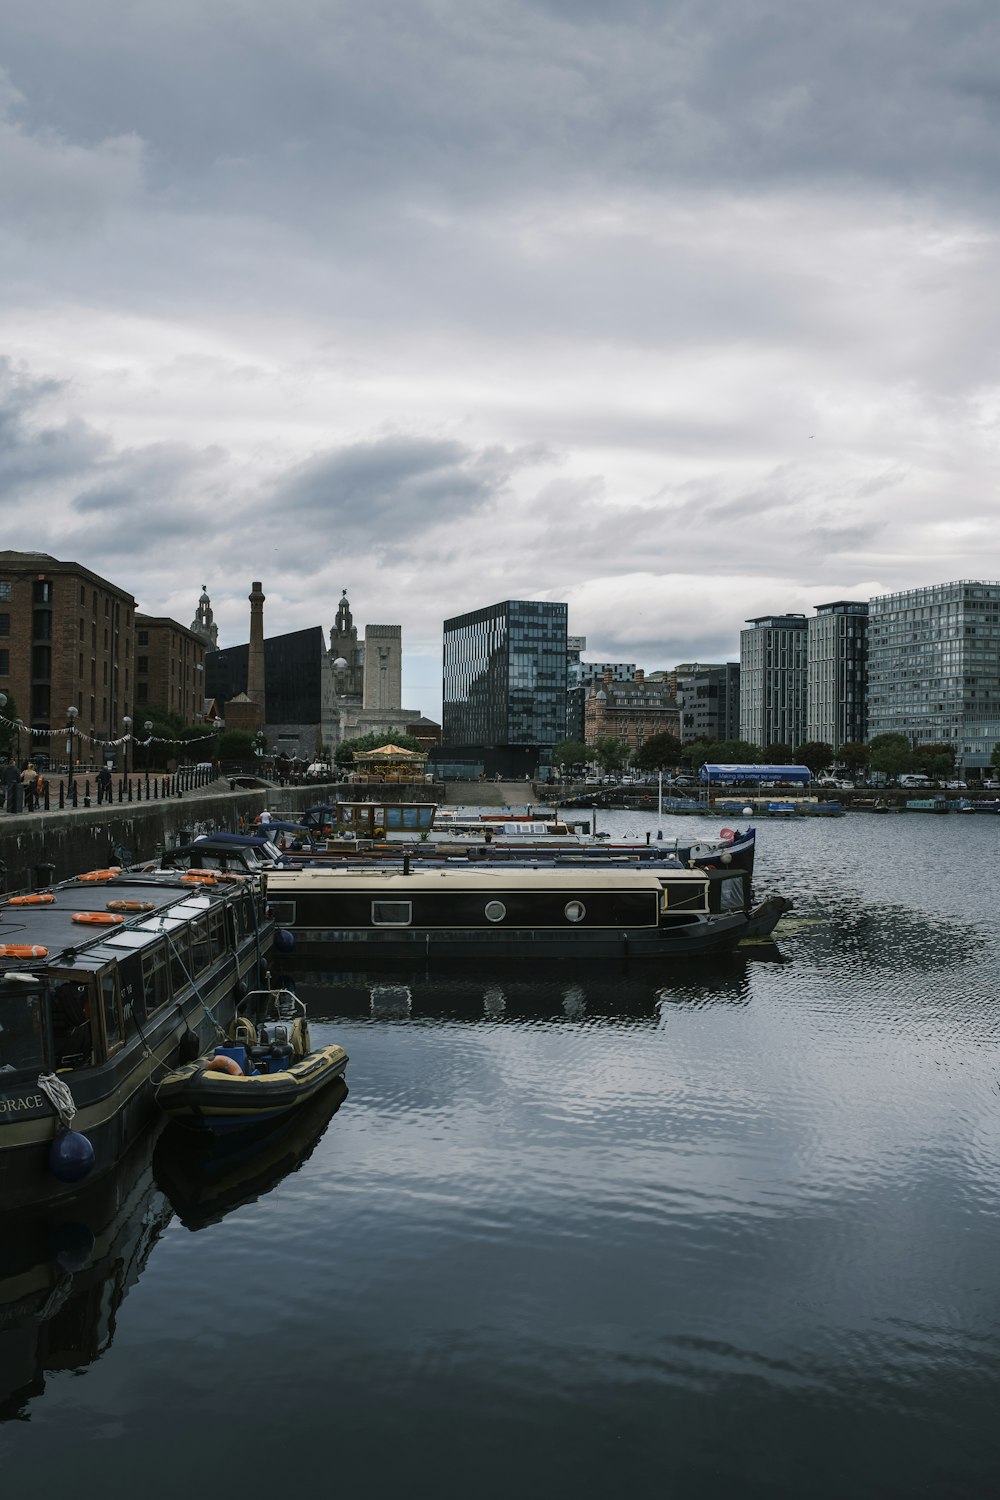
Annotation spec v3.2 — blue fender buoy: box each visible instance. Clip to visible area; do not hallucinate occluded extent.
[49,1128,96,1183]
[275,928,296,954]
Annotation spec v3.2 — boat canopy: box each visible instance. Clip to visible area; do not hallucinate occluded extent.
[699,764,812,784]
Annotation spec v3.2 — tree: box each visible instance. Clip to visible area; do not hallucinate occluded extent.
[0,689,20,762]
[591,736,628,774]
[217,729,258,761]
[868,733,913,777]
[991,743,1000,774]
[913,742,955,779]
[634,733,683,772]
[837,741,868,778]
[796,740,834,776]
[553,739,589,774]
[763,741,794,764]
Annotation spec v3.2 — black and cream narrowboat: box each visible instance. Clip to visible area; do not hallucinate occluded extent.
[263,864,764,964]
[0,869,273,1208]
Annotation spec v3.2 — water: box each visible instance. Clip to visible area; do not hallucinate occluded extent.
[3,811,1000,1497]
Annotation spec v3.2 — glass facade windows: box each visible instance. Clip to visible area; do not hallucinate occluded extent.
[443,600,568,747]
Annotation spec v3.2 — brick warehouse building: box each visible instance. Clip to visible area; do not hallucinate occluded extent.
[0,552,136,769]
[134,615,207,722]
[584,669,680,756]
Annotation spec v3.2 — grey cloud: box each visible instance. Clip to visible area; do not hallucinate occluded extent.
[0,357,110,487]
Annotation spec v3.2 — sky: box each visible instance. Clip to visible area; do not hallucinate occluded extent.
[3,0,1000,722]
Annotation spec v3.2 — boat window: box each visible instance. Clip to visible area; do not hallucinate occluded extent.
[50,978,94,1070]
[720,876,746,912]
[99,970,125,1057]
[268,900,296,926]
[208,909,226,959]
[0,981,46,1075]
[141,944,170,1014]
[484,900,507,923]
[371,901,412,926]
[190,917,212,973]
[167,929,191,991]
[564,901,586,923]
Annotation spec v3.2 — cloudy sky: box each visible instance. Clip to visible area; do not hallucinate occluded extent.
[3,0,1000,719]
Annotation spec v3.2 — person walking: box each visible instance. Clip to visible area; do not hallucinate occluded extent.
[21,762,37,812]
[96,764,113,805]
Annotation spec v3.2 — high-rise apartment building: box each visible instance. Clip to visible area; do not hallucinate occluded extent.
[806,601,868,750]
[443,599,569,749]
[739,614,808,749]
[0,551,135,767]
[868,581,1000,771]
[677,663,741,744]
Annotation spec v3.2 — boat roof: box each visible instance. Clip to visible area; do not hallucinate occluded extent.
[264,866,727,893]
[0,872,243,973]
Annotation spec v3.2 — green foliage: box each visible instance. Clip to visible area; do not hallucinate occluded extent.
[685,738,761,769]
[763,742,794,763]
[868,733,913,776]
[553,739,589,771]
[217,730,258,761]
[837,741,868,776]
[591,736,628,773]
[991,742,1000,773]
[335,730,423,765]
[796,740,834,776]
[634,733,683,771]
[912,742,955,778]
[0,689,19,759]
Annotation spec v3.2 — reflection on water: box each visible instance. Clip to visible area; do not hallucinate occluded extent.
[0,1083,348,1421]
[4,814,1000,1496]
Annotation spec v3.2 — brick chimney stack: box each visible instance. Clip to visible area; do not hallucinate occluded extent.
[247,580,266,725]
[635,669,645,686]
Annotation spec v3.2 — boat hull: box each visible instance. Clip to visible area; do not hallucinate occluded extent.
[156,1045,349,1132]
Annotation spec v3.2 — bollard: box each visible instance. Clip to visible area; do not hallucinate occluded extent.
[118,781,123,803]
[153,777,158,799]
[44,783,50,812]
[71,784,78,808]
[59,781,65,810]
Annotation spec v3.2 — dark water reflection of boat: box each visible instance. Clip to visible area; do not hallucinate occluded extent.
[290,951,784,1026]
[0,1084,347,1421]
[152,1077,348,1231]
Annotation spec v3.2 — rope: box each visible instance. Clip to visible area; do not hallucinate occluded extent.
[162,929,227,1041]
[38,1072,77,1129]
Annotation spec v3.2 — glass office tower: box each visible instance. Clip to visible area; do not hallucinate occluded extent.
[806,601,868,750]
[739,614,808,749]
[443,600,569,747]
[868,581,1000,771]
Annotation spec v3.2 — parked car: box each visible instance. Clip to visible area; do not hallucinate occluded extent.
[982,780,1000,790]
[945,779,968,789]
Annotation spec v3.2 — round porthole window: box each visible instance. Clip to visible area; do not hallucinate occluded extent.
[564,900,586,923]
[485,900,507,922]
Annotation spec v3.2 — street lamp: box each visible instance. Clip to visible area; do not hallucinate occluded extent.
[144,721,153,775]
[66,706,79,799]
[122,715,132,777]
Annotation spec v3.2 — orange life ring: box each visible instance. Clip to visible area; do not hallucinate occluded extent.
[77,868,122,882]
[203,1055,243,1076]
[4,893,55,906]
[719,828,736,843]
[71,911,124,926]
[0,943,49,958]
[106,899,156,913]
[181,871,222,884]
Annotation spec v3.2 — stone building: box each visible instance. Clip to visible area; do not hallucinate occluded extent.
[583,669,680,756]
[0,550,135,768]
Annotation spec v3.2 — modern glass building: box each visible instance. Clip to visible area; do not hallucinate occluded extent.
[443,600,569,749]
[739,614,808,750]
[868,581,1000,771]
[806,601,868,750]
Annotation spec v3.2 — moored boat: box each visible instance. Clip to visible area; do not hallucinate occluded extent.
[0,869,273,1208]
[155,985,348,1133]
[264,863,779,965]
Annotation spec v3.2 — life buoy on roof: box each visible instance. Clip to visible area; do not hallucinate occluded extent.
[77,868,122,882]
[106,900,156,913]
[4,893,55,906]
[0,943,49,958]
[71,912,124,926]
[719,828,736,843]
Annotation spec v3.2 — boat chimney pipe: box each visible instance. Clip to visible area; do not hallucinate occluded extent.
[403,852,411,876]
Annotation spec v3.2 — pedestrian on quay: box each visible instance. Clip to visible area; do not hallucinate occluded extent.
[21,761,37,811]
[96,764,113,805]
[2,760,19,813]
[35,769,47,810]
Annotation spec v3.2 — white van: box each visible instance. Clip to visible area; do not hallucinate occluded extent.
[899,774,931,788]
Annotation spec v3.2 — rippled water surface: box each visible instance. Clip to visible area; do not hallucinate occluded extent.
[3,812,1000,1498]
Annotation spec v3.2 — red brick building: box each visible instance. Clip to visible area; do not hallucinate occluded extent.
[134,615,207,723]
[0,551,135,768]
[583,669,680,756]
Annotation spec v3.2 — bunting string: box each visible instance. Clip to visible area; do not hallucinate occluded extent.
[0,713,227,748]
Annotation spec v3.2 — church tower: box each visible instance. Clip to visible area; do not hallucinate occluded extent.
[190,584,219,649]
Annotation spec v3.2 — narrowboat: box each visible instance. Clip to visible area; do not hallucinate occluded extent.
[264,863,773,965]
[0,869,273,1208]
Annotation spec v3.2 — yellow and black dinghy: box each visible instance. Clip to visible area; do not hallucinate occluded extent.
[155,987,347,1134]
